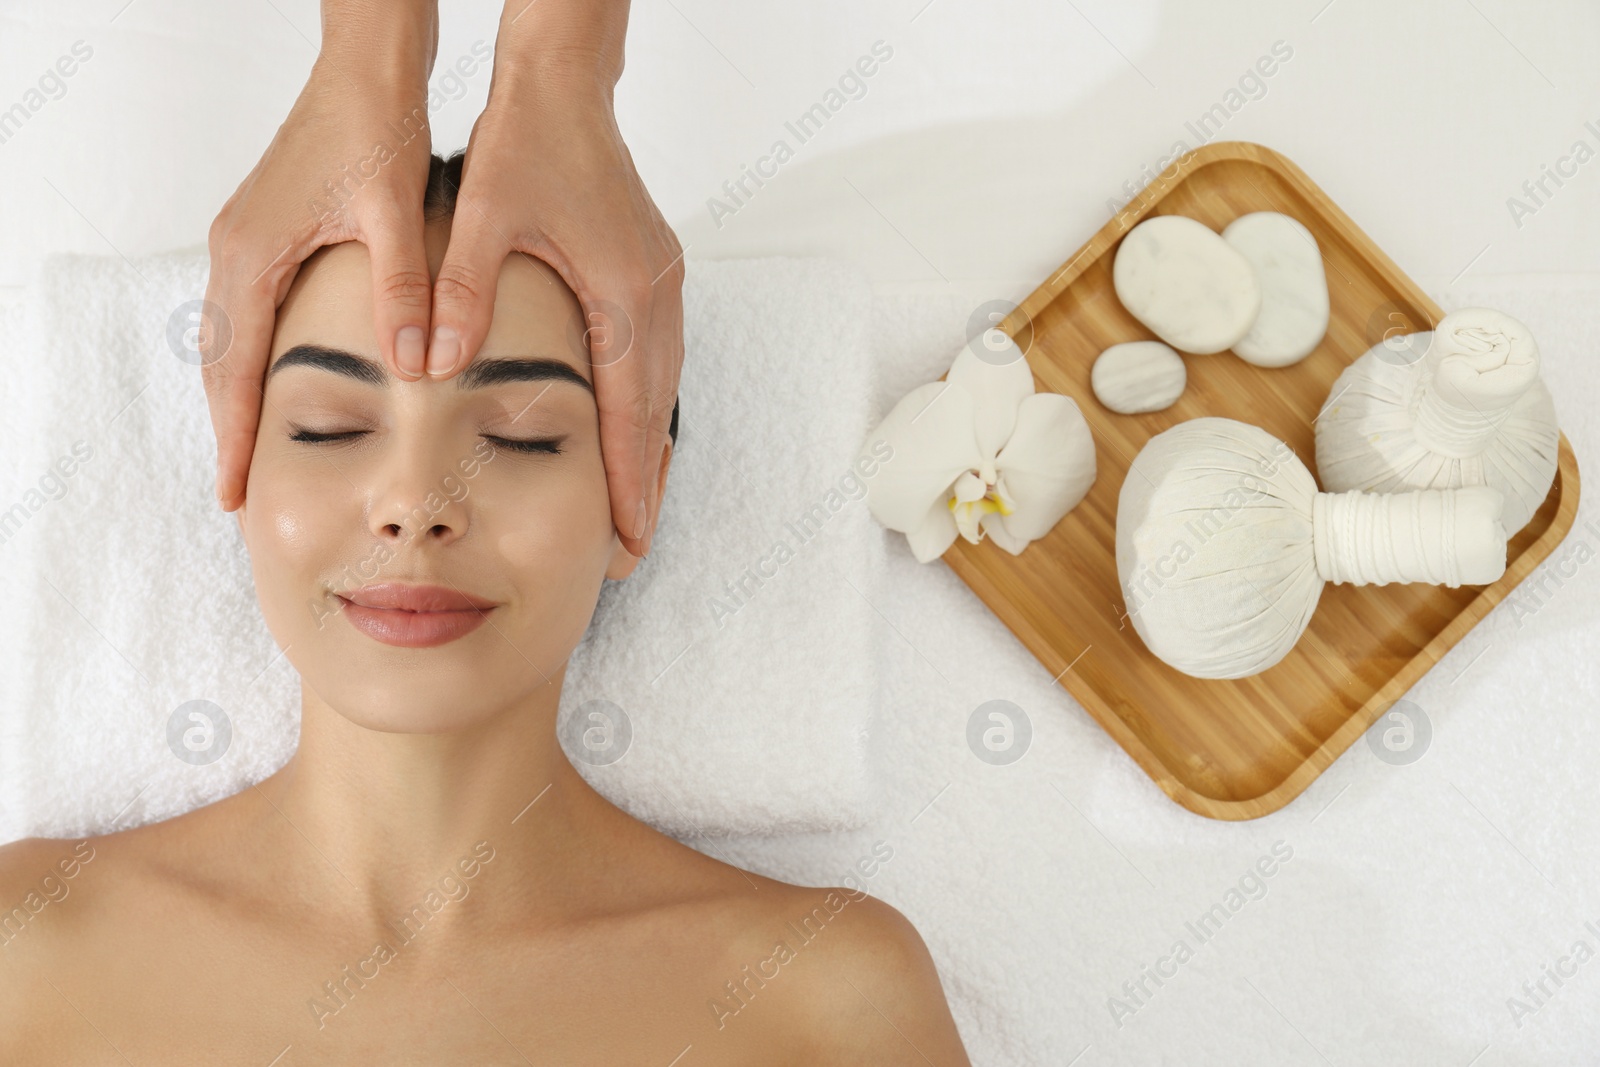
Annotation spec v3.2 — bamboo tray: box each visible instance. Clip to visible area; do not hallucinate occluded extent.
[946,140,1581,821]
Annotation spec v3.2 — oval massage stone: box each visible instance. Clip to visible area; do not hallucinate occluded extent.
[1112,215,1261,355]
[1222,211,1330,368]
[1091,341,1186,414]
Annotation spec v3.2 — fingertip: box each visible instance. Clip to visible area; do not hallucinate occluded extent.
[396,325,427,379]
[428,220,508,380]
[426,324,462,378]
[215,470,240,512]
[365,209,434,379]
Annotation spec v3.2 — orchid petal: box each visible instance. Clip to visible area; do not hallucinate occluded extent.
[979,511,1032,555]
[950,471,988,503]
[950,473,1015,545]
[859,381,982,533]
[952,497,984,544]
[992,392,1098,542]
[945,338,1036,477]
[905,498,961,563]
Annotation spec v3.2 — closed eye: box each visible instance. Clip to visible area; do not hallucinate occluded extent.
[288,428,564,455]
[289,428,366,445]
[484,435,565,455]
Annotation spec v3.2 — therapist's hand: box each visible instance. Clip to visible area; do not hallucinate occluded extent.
[202,1,438,511]
[426,0,684,558]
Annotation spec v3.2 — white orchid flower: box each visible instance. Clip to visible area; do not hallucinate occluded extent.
[859,337,1097,563]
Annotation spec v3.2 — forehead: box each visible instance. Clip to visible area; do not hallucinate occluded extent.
[268,237,591,380]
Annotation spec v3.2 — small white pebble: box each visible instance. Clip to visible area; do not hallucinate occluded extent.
[1091,341,1186,414]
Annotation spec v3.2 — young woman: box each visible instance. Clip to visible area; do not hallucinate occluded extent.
[0,154,971,1065]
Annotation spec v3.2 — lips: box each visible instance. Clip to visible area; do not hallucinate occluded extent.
[335,582,497,648]
[344,583,496,612]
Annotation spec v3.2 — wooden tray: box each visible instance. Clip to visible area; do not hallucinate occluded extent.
[947,140,1581,821]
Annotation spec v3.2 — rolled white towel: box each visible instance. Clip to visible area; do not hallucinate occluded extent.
[0,252,884,841]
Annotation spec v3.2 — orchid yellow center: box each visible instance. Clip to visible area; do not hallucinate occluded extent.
[948,483,1014,518]
[946,470,1016,546]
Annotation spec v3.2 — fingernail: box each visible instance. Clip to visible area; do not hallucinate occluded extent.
[426,325,460,377]
[632,495,648,540]
[396,326,426,377]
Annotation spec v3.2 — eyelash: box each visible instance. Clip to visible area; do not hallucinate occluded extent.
[288,429,564,455]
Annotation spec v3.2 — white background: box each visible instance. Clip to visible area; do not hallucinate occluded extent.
[3,1,1599,1064]
[3,0,1597,294]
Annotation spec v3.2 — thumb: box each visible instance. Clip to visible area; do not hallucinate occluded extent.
[365,206,434,380]
[427,210,510,379]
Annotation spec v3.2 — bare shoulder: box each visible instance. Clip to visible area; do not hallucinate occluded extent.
[0,809,216,958]
[0,835,65,893]
[756,884,972,1066]
[0,835,104,934]
[0,836,107,1040]
[619,828,968,1064]
[0,831,128,976]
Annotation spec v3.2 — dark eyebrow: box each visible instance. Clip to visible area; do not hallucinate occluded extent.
[266,344,593,394]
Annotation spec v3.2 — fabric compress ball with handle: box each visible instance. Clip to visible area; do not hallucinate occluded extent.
[1117,417,1508,679]
[1315,307,1559,535]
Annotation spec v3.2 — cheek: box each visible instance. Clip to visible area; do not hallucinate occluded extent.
[270,499,311,546]
[242,458,351,633]
[483,462,616,615]
[494,488,612,566]
[248,466,345,564]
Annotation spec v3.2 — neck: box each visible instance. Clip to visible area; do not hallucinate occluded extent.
[249,669,631,934]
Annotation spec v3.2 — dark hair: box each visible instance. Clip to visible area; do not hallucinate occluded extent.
[424,151,679,446]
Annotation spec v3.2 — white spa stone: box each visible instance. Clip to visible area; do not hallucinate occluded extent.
[1315,307,1560,535]
[1117,416,1508,679]
[1112,215,1262,355]
[1091,341,1186,414]
[1222,211,1330,367]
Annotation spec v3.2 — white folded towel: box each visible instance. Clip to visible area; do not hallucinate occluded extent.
[0,251,883,841]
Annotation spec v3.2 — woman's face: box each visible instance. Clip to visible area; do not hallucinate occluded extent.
[239,223,669,733]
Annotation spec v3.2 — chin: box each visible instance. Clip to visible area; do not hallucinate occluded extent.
[303,668,530,734]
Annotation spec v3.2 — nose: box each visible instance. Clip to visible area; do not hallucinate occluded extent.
[368,440,470,546]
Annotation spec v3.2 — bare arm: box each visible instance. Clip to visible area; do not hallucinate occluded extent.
[426,0,684,558]
[202,0,438,511]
